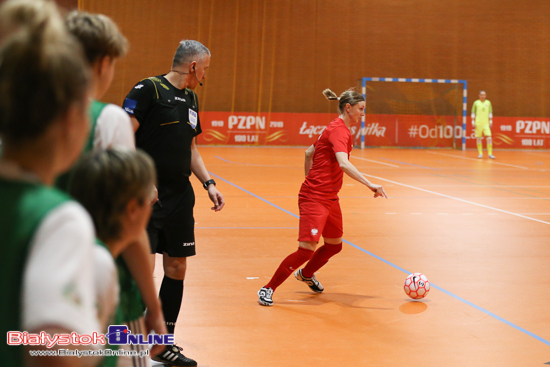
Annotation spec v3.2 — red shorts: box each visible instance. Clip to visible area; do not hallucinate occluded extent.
[298,195,343,242]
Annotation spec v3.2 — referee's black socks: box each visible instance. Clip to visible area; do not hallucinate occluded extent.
[159,275,184,335]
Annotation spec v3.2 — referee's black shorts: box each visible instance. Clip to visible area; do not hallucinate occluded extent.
[147,181,196,258]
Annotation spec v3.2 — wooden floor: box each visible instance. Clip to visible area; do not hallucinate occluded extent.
[153,147,550,367]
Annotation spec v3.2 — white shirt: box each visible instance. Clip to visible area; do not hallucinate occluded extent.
[94,243,119,332]
[94,104,135,150]
[22,202,115,335]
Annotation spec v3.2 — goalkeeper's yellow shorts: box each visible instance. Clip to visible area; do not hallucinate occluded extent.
[475,124,492,138]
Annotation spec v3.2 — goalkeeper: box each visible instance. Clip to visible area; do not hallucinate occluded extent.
[471,91,495,159]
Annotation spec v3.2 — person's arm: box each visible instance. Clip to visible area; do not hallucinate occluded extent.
[123,79,155,133]
[489,101,493,127]
[471,101,476,127]
[304,144,315,176]
[130,116,140,133]
[120,231,167,356]
[335,152,387,198]
[190,139,225,211]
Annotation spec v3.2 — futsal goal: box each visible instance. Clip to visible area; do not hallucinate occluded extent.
[358,77,468,150]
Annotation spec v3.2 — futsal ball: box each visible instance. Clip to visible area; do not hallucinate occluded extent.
[404,273,430,299]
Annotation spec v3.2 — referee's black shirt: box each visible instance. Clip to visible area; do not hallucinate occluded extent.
[123,75,202,186]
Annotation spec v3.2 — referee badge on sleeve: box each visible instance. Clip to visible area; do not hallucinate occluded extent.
[189,108,198,129]
[123,98,138,115]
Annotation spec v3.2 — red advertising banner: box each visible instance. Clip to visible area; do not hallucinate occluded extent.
[466,117,549,149]
[197,112,550,149]
[197,112,339,146]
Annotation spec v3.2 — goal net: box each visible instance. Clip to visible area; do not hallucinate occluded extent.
[358,78,467,149]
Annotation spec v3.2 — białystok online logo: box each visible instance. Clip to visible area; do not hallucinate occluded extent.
[105,325,174,345]
[7,326,174,348]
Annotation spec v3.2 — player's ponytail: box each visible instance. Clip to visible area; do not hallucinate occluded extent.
[323,89,339,101]
[323,88,365,114]
[0,3,90,143]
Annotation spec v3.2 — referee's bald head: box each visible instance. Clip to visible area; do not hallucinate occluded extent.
[172,40,210,68]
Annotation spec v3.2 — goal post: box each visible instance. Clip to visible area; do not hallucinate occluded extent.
[360,77,468,150]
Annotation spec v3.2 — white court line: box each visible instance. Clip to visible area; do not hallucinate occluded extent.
[525,151,550,157]
[352,156,400,168]
[417,185,550,188]
[361,172,550,226]
[425,151,529,170]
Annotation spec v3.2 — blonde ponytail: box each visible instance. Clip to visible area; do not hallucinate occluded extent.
[323,89,339,101]
[323,88,365,114]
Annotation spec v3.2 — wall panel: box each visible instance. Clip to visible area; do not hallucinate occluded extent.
[80,0,550,118]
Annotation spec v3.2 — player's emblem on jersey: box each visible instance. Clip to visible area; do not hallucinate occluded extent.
[174,96,186,102]
[311,228,318,236]
[189,109,198,129]
[134,84,144,89]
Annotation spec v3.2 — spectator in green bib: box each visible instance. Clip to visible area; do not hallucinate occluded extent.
[0,1,105,366]
[64,11,167,367]
[71,148,164,367]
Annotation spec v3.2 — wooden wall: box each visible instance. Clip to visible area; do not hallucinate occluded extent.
[78,0,550,117]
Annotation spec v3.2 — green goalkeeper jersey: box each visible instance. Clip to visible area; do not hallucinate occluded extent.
[472,100,493,126]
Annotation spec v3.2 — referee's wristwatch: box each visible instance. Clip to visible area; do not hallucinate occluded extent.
[203,179,216,190]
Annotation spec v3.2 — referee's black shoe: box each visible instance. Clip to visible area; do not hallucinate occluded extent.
[152,344,197,366]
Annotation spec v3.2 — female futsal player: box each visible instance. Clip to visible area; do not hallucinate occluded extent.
[0,4,114,365]
[258,88,387,306]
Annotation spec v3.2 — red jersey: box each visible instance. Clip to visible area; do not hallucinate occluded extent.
[301,118,352,199]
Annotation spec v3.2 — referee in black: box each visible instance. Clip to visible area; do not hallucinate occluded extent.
[123,40,224,367]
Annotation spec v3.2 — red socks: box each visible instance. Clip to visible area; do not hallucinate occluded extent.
[265,247,314,291]
[302,243,342,278]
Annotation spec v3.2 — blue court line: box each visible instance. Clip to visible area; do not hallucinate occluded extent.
[215,155,296,169]
[378,158,439,171]
[209,170,550,347]
[209,172,299,219]
[215,156,232,163]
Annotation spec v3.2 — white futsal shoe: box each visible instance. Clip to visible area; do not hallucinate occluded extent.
[257,286,274,306]
[295,269,324,293]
